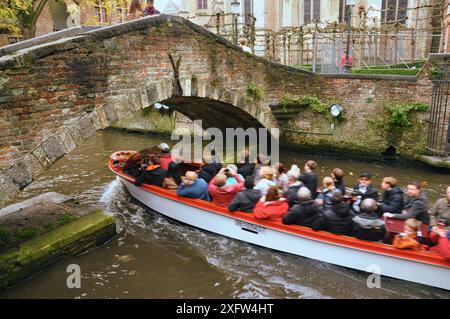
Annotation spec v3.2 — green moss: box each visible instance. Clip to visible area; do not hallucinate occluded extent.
[352,68,419,76]
[57,213,77,227]
[246,82,262,103]
[16,228,38,241]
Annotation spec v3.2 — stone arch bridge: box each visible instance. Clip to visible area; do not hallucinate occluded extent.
[0,15,433,206]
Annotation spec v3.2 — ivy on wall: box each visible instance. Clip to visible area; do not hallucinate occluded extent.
[384,102,428,134]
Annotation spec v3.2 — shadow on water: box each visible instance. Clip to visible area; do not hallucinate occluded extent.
[1,130,450,299]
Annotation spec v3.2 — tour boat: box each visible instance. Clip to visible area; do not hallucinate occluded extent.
[108,151,450,291]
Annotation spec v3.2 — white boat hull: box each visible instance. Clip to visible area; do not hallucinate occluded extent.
[119,178,450,291]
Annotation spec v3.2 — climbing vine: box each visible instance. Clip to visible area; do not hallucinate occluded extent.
[384,102,428,133]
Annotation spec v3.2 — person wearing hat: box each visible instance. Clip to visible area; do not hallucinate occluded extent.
[157,143,173,171]
[351,173,379,214]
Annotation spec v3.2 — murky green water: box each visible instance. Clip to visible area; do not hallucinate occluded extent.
[1,130,449,299]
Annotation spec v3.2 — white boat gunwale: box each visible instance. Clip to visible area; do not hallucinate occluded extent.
[108,159,450,271]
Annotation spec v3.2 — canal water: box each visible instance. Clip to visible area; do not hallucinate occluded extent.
[1,130,450,299]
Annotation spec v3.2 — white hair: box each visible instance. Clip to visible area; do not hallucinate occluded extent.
[297,187,311,202]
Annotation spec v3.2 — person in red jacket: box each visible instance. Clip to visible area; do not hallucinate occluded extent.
[158,143,173,170]
[430,227,450,261]
[208,168,244,207]
[253,186,289,222]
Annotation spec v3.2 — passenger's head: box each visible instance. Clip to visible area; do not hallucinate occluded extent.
[287,170,299,184]
[297,187,312,203]
[381,176,397,190]
[259,166,274,180]
[274,162,286,175]
[331,168,344,182]
[158,143,170,154]
[266,186,280,202]
[184,171,198,183]
[331,191,343,204]
[360,198,378,214]
[304,160,317,172]
[245,176,255,190]
[446,186,450,201]
[257,154,271,166]
[214,174,227,188]
[406,182,421,198]
[129,0,142,13]
[404,218,421,236]
[323,176,335,190]
[239,38,248,46]
[359,173,372,187]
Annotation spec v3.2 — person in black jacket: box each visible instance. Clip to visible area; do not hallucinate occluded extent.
[198,154,222,183]
[237,149,256,178]
[284,169,304,207]
[384,181,429,225]
[134,156,167,187]
[353,198,386,242]
[228,176,262,213]
[315,192,355,235]
[283,187,322,228]
[331,168,346,195]
[298,160,319,199]
[379,176,404,214]
[351,173,379,214]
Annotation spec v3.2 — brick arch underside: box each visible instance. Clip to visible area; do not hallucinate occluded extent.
[161,96,265,131]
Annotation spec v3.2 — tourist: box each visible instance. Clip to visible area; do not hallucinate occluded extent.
[282,187,322,228]
[352,198,386,242]
[393,218,422,251]
[298,160,319,199]
[127,0,144,21]
[254,154,271,183]
[430,227,450,261]
[428,186,450,230]
[177,171,210,201]
[316,177,338,211]
[237,148,256,178]
[198,154,222,183]
[351,173,379,214]
[157,143,172,170]
[379,176,404,214]
[284,167,304,207]
[383,182,429,225]
[331,168,346,194]
[273,162,289,192]
[253,186,289,221]
[134,156,167,187]
[162,162,182,192]
[228,176,262,213]
[314,192,354,236]
[208,168,244,207]
[254,166,276,195]
[239,38,252,54]
[338,50,352,72]
[143,0,160,16]
[224,164,244,186]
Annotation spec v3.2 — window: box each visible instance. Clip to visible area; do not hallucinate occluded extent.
[94,1,107,23]
[197,0,208,11]
[244,0,253,25]
[283,0,292,27]
[338,0,346,23]
[117,6,126,22]
[381,0,408,23]
[303,0,320,24]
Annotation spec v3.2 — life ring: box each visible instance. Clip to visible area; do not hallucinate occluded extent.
[110,151,138,163]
